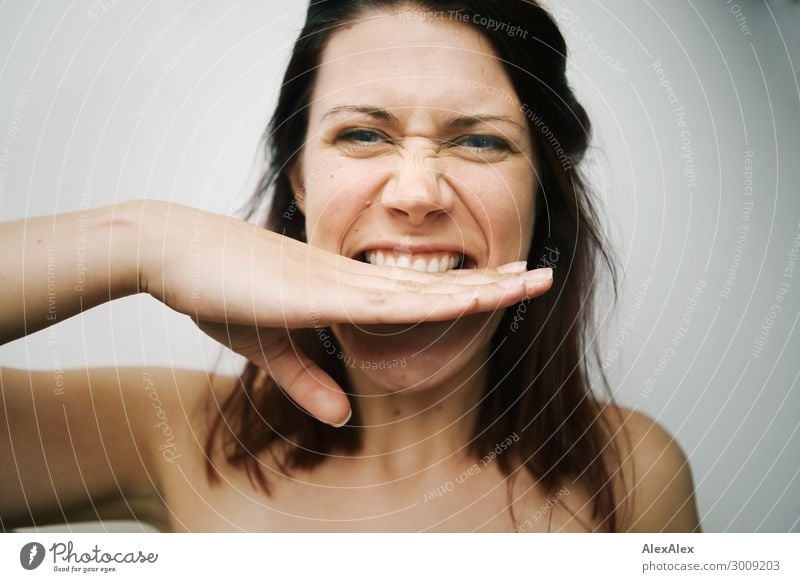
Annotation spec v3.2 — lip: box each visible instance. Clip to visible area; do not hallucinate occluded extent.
[349,242,478,269]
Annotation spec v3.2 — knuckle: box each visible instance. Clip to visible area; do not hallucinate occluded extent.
[366,288,390,305]
[394,278,423,293]
[367,298,395,323]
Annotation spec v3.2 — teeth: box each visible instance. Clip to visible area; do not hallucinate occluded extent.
[363,251,465,273]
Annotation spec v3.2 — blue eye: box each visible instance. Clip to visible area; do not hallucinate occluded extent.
[338,129,389,144]
[457,135,509,150]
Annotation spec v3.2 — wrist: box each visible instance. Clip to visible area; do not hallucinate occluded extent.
[105,199,159,297]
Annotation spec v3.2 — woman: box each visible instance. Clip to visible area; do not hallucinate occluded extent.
[0,0,700,532]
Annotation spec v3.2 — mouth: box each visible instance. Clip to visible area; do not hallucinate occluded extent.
[353,248,477,273]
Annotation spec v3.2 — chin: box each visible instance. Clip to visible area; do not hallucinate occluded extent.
[331,312,503,394]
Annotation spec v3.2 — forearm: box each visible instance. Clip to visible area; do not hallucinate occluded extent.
[0,200,144,345]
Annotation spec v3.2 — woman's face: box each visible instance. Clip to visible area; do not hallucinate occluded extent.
[294,9,537,393]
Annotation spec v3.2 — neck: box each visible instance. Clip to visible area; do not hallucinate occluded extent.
[345,348,489,480]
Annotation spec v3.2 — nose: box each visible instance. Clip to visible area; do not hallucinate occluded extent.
[379,152,454,226]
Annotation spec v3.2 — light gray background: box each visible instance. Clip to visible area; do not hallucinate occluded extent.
[0,0,798,532]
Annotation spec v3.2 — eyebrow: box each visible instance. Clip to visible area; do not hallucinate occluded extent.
[321,105,525,130]
[321,105,400,123]
[443,113,525,130]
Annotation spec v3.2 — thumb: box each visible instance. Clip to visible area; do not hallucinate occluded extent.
[251,333,352,428]
[197,321,352,427]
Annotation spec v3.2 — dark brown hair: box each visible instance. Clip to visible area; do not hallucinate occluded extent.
[205,0,626,531]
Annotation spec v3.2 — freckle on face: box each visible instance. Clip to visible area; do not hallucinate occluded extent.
[299,11,536,268]
[295,11,537,392]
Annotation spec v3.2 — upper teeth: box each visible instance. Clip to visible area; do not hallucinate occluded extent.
[365,250,463,273]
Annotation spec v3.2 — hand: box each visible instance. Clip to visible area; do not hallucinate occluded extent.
[137,201,553,426]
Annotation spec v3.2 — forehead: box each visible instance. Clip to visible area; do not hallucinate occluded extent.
[311,10,523,117]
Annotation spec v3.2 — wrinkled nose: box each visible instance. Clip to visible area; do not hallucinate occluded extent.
[379,154,454,226]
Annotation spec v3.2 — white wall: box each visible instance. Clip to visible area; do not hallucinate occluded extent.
[0,0,797,532]
[547,0,800,533]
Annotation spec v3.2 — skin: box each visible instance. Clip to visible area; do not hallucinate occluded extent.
[291,10,539,473]
[0,8,701,532]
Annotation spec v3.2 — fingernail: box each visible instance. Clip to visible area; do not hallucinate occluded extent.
[524,268,553,283]
[497,261,528,274]
[330,409,352,428]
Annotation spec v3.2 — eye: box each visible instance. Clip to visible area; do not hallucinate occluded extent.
[454,135,510,151]
[337,128,392,145]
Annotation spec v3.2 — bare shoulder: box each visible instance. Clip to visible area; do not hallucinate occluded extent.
[123,366,240,450]
[0,364,240,531]
[88,366,241,496]
[112,366,240,529]
[601,403,702,532]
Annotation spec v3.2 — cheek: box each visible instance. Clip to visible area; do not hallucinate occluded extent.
[450,163,536,260]
[302,155,384,249]
[489,204,531,260]
[302,148,536,259]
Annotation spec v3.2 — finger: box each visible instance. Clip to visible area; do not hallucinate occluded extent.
[259,335,352,427]
[284,245,532,292]
[446,270,555,315]
[312,269,554,325]
[496,261,529,274]
[339,269,504,293]
[322,265,552,296]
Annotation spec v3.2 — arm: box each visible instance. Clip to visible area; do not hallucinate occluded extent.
[0,201,203,529]
[0,201,142,345]
[0,199,553,528]
[0,365,180,530]
[1,199,550,425]
[0,201,164,529]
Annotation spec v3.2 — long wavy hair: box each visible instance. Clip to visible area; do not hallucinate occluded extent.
[204,0,626,532]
